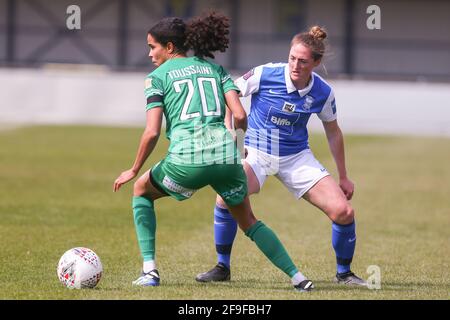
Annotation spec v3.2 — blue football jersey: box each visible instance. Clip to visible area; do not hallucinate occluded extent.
[235,63,337,156]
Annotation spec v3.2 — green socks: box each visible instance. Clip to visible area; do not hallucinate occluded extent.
[245,221,298,278]
[131,197,298,279]
[132,196,157,262]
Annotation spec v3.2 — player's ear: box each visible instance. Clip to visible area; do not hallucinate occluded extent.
[313,57,322,68]
[166,41,175,54]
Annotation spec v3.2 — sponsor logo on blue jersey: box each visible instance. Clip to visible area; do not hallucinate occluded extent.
[282,102,296,113]
[271,116,291,126]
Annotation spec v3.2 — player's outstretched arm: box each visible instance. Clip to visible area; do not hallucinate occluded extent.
[113,107,163,192]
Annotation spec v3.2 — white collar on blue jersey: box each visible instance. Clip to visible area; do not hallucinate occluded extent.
[284,64,315,97]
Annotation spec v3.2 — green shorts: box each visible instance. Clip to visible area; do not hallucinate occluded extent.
[150,158,247,206]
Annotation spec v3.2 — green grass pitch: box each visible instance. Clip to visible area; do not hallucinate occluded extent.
[0,125,449,299]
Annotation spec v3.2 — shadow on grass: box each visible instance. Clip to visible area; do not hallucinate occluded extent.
[165,279,441,293]
[92,278,449,295]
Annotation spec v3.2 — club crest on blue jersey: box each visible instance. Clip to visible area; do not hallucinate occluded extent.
[302,95,314,111]
[282,102,296,113]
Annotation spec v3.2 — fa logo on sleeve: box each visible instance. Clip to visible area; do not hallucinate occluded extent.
[145,78,153,89]
[242,68,255,80]
[331,98,336,114]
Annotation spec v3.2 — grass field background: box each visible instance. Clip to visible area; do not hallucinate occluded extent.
[0,125,449,299]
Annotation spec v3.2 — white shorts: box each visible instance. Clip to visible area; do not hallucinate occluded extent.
[244,146,330,199]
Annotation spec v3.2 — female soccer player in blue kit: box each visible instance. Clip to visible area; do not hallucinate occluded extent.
[196,26,366,286]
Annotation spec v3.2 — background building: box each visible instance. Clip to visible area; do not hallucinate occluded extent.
[1,0,449,80]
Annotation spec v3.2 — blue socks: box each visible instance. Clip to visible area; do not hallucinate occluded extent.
[214,205,238,268]
[332,221,356,274]
[214,206,357,274]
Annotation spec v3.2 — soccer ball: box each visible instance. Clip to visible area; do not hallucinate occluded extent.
[57,247,103,289]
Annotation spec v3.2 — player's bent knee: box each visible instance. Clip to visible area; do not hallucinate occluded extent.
[330,203,354,225]
[344,206,355,224]
[133,180,147,197]
[216,195,227,209]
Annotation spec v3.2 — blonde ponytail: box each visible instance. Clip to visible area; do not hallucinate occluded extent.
[309,26,327,41]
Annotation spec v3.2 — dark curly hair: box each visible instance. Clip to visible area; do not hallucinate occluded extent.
[185,12,230,59]
[148,12,230,59]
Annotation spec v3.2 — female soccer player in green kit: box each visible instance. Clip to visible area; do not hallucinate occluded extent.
[113,12,313,292]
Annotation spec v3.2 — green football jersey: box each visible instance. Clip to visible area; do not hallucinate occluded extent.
[144,57,240,166]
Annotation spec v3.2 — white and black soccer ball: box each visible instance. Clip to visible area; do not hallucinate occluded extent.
[57,247,103,289]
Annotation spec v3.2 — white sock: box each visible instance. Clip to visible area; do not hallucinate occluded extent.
[291,272,307,286]
[143,260,156,273]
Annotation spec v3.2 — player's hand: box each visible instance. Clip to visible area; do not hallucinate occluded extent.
[339,177,354,200]
[113,169,137,192]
